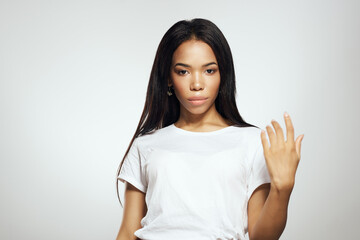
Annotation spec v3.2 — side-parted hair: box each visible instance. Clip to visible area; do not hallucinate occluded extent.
[116,18,259,207]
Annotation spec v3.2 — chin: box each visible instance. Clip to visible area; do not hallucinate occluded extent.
[184,105,212,115]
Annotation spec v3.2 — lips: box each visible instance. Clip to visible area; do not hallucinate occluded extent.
[188,96,208,106]
[188,96,208,101]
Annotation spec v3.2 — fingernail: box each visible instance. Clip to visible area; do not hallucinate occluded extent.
[284,111,289,117]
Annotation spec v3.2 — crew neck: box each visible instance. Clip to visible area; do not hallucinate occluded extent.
[170,123,235,135]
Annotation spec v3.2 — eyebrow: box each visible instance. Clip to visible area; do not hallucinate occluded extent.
[173,62,217,68]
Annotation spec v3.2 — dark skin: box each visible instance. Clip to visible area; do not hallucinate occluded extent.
[116,182,146,240]
[170,40,305,239]
[247,112,304,240]
[116,39,304,240]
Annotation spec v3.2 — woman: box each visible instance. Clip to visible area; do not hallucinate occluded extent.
[116,18,304,240]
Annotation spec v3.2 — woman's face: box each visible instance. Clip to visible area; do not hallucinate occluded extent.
[169,39,221,116]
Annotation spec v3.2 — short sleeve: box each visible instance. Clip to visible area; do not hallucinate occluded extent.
[118,138,147,193]
[246,141,271,200]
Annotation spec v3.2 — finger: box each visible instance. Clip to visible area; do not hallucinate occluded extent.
[284,112,295,144]
[260,129,269,154]
[266,124,277,147]
[271,119,285,147]
[295,134,304,160]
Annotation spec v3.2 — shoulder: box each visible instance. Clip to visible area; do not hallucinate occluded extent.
[132,124,174,150]
[232,125,262,136]
[231,125,263,146]
[233,126,262,156]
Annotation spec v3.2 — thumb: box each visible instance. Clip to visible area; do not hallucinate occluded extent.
[295,134,304,160]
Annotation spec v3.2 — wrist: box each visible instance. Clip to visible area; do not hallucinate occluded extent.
[270,180,294,194]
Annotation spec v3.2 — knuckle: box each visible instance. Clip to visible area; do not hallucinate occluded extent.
[287,143,296,151]
[287,125,294,131]
[286,145,296,153]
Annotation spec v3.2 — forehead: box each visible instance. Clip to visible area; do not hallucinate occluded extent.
[172,40,217,64]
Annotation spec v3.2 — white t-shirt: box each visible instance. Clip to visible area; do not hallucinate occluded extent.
[118,123,271,240]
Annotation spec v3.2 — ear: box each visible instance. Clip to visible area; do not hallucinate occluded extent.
[168,78,172,87]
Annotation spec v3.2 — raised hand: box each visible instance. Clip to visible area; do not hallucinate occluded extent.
[260,112,304,193]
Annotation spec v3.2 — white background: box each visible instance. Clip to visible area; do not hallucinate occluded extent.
[1,0,359,239]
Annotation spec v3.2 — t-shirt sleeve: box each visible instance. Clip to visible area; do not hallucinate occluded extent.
[117,138,147,193]
[246,140,271,201]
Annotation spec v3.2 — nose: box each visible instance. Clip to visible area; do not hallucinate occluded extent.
[190,71,204,91]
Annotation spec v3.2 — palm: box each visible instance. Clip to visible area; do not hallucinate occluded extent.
[260,112,304,192]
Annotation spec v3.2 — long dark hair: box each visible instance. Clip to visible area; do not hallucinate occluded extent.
[116,18,259,207]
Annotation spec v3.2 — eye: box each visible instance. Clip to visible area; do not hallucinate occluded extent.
[206,69,216,74]
[177,70,188,75]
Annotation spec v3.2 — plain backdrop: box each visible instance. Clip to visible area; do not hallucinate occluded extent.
[1,0,359,239]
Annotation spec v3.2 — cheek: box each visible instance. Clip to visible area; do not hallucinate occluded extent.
[208,77,221,94]
[171,77,187,97]
[173,83,187,96]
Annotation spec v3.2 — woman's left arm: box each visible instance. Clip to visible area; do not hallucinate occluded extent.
[247,112,304,240]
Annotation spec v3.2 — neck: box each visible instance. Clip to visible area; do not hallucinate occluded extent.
[175,103,231,129]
